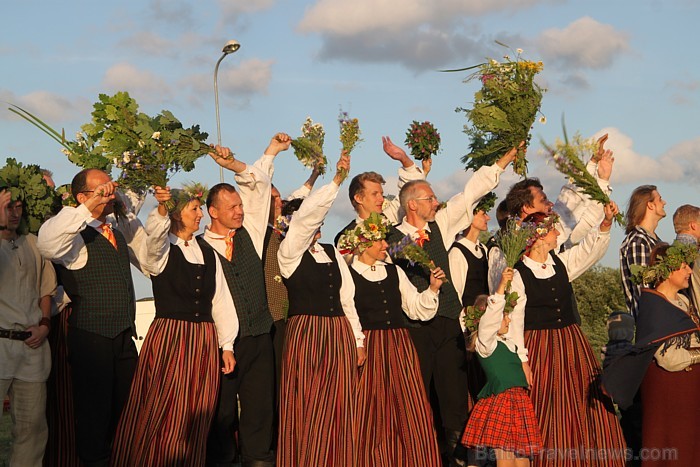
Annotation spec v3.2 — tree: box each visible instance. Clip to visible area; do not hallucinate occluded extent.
[572,266,628,358]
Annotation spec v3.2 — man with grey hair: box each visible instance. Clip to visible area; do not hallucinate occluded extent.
[385,145,517,466]
[674,204,700,311]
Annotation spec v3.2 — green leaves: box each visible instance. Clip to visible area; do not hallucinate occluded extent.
[0,158,59,234]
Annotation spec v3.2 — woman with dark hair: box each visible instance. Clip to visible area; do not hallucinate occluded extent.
[507,202,626,467]
[276,152,366,467]
[603,242,700,466]
[111,184,238,466]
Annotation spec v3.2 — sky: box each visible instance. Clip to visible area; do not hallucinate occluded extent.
[2,0,699,298]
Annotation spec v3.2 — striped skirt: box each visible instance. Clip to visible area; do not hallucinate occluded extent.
[44,308,82,467]
[277,315,357,467]
[111,318,220,467]
[356,328,441,467]
[525,324,626,467]
[461,387,542,457]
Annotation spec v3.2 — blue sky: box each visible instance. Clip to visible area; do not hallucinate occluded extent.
[2,0,699,298]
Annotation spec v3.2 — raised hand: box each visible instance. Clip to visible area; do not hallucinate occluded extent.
[382,136,413,168]
[267,132,292,156]
[0,189,11,227]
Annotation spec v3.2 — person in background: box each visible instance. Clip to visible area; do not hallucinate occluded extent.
[673,204,700,311]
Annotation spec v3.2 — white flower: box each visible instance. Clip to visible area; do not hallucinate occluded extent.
[151,131,161,140]
[61,148,71,156]
[75,131,84,141]
[122,152,131,163]
[138,140,145,148]
[516,48,523,54]
[274,275,282,283]
[490,59,498,65]
[113,158,119,165]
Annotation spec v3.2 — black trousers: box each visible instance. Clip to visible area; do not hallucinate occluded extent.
[409,315,470,432]
[67,327,137,466]
[271,318,287,401]
[206,333,276,465]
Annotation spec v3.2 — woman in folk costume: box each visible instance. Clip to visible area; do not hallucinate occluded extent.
[508,202,626,467]
[111,184,238,466]
[603,242,700,466]
[461,268,542,466]
[276,152,366,467]
[336,212,445,466]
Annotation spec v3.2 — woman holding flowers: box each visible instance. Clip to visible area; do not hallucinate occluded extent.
[337,212,445,466]
[507,203,626,467]
[111,185,238,467]
[276,152,366,467]
[602,242,700,466]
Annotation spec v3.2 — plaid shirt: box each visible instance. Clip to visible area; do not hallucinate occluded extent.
[619,226,661,319]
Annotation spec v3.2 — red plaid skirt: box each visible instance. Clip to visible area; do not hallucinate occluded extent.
[461,387,542,457]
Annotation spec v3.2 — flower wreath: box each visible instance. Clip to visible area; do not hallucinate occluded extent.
[169,182,208,213]
[524,212,560,251]
[337,212,391,255]
[630,241,699,286]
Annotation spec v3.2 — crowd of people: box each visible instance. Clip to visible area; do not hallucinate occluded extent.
[1,131,699,467]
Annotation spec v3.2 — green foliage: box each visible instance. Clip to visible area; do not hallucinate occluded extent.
[0,158,59,234]
[572,266,627,357]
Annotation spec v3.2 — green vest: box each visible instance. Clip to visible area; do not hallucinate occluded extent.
[57,227,135,338]
[477,341,529,399]
[387,221,463,319]
[199,229,273,337]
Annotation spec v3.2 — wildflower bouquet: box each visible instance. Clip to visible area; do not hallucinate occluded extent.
[86,93,209,202]
[291,117,327,174]
[0,158,60,234]
[404,120,441,161]
[448,43,545,176]
[8,104,111,171]
[494,218,537,313]
[338,109,362,182]
[387,234,448,282]
[541,123,624,226]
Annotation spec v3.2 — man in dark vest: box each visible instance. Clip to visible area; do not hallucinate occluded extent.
[386,148,516,466]
[37,169,147,467]
[202,135,289,467]
[334,136,429,244]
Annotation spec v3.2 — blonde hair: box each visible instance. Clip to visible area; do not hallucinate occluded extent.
[672,204,700,234]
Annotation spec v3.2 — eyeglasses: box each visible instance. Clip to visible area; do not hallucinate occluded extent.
[414,196,438,202]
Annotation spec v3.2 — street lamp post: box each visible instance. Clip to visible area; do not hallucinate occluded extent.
[214,40,241,182]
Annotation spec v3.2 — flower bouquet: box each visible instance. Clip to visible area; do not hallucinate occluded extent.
[0,158,60,234]
[291,117,327,175]
[338,109,362,182]
[446,42,545,176]
[493,218,537,313]
[404,120,441,161]
[541,123,624,226]
[387,234,448,282]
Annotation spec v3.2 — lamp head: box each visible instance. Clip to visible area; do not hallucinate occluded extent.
[222,40,241,55]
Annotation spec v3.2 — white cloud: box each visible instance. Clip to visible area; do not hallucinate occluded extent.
[0,89,89,122]
[118,32,177,58]
[536,17,630,70]
[660,137,700,185]
[102,63,172,102]
[182,59,274,107]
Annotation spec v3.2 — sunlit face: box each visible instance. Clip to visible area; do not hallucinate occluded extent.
[5,200,22,231]
[523,186,553,217]
[355,181,384,217]
[471,210,491,232]
[649,190,667,219]
[209,189,244,230]
[411,184,439,223]
[497,313,511,336]
[43,174,55,188]
[666,263,692,290]
[362,239,388,263]
[271,186,283,218]
[76,170,115,219]
[177,200,204,234]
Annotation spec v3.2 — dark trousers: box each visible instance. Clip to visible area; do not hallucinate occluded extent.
[271,318,287,401]
[207,333,276,466]
[67,327,137,466]
[409,316,470,432]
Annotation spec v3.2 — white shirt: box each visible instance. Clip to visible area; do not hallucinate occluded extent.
[350,257,439,321]
[278,180,365,346]
[141,209,239,352]
[507,226,611,362]
[474,293,520,358]
[396,163,504,250]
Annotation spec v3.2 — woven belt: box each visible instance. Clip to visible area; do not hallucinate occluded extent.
[0,329,32,340]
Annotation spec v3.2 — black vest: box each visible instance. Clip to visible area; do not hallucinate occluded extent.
[387,222,463,319]
[198,228,272,337]
[451,241,489,308]
[151,239,216,323]
[283,243,344,318]
[57,227,135,338]
[349,263,406,330]
[515,252,577,330]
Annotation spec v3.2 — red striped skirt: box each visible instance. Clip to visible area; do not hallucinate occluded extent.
[461,386,542,457]
[45,308,81,467]
[277,314,357,467]
[355,328,441,467]
[525,325,626,467]
[111,318,220,467]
